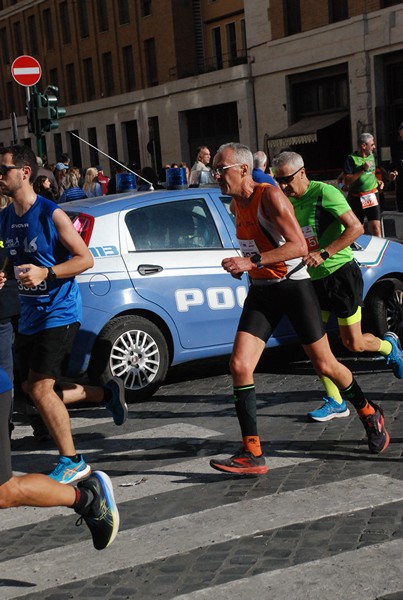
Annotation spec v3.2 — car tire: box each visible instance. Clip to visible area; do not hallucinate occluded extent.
[363,277,403,343]
[88,315,169,402]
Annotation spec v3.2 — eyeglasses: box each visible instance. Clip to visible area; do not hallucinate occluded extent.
[274,166,303,185]
[0,165,23,176]
[212,163,243,178]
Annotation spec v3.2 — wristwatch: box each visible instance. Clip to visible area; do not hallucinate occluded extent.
[319,249,330,261]
[46,266,57,281]
[251,253,264,269]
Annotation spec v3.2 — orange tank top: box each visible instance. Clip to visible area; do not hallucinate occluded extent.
[235,184,307,281]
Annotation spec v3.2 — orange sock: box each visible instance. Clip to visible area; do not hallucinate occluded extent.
[243,435,262,456]
[357,400,375,418]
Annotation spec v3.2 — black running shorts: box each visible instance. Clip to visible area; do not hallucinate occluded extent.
[237,278,325,345]
[312,260,363,320]
[348,193,381,223]
[15,322,80,383]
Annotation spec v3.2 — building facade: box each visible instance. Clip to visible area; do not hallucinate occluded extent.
[0,0,402,177]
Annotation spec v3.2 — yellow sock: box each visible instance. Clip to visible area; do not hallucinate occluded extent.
[321,376,343,405]
[243,435,262,457]
[378,339,392,356]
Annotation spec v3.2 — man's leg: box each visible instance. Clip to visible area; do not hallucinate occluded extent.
[56,379,128,426]
[0,380,119,549]
[368,219,381,237]
[303,335,389,453]
[210,331,268,475]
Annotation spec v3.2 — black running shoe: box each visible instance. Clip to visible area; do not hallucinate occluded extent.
[360,402,390,454]
[210,448,268,475]
[75,471,119,550]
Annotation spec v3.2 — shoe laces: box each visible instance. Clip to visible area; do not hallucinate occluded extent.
[51,458,69,476]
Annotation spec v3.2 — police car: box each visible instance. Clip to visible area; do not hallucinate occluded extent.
[63,187,403,402]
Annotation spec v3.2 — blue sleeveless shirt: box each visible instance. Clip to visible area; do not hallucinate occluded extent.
[0,195,82,334]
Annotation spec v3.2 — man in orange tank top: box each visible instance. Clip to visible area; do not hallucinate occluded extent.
[208,143,389,476]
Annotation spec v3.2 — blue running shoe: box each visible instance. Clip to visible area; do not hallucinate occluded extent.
[103,377,128,426]
[308,397,350,422]
[384,332,403,379]
[75,471,120,550]
[48,455,91,484]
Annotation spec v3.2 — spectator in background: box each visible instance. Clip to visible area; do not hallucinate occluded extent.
[33,175,57,202]
[252,151,277,186]
[59,171,87,203]
[36,156,59,199]
[55,163,69,197]
[83,167,103,198]
[107,165,126,194]
[180,162,190,184]
[96,165,110,195]
[60,153,70,169]
[189,146,215,185]
[138,166,163,191]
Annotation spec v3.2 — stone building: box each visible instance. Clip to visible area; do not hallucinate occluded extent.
[0,0,402,177]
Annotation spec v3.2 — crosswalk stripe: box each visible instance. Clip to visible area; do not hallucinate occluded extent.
[2,452,316,529]
[11,422,221,472]
[173,538,403,600]
[1,474,402,598]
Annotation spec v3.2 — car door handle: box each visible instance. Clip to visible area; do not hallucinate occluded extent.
[138,264,163,276]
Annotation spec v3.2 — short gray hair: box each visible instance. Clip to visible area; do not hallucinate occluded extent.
[253,151,267,169]
[216,142,253,172]
[272,151,304,172]
[358,133,374,146]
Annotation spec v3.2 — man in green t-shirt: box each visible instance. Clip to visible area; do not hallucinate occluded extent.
[272,151,403,423]
[343,133,381,237]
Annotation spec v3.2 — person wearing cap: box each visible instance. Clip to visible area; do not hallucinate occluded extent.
[54,162,69,197]
[389,123,403,212]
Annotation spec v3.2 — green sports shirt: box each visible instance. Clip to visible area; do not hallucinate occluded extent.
[290,180,353,281]
[343,152,378,193]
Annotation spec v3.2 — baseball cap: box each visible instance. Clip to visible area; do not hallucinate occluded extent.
[55,162,67,170]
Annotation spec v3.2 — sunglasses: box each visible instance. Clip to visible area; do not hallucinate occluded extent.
[0,165,24,176]
[212,163,243,177]
[274,166,303,185]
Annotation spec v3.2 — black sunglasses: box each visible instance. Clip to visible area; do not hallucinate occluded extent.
[274,166,303,185]
[0,165,23,176]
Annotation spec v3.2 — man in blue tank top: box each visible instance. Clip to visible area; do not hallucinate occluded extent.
[0,145,128,485]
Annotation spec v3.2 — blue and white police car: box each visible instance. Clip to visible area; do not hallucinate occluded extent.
[63,187,403,402]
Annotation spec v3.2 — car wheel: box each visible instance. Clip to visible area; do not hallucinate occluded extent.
[363,278,403,342]
[88,315,169,402]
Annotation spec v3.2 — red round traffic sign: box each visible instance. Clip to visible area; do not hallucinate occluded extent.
[11,55,42,87]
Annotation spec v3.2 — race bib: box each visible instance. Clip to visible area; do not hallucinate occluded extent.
[14,265,49,297]
[360,192,378,209]
[238,238,259,258]
[301,225,319,251]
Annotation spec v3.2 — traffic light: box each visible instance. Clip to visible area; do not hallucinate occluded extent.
[26,86,66,136]
[26,92,40,136]
[37,87,66,133]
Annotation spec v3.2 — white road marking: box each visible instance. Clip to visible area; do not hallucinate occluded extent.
[1,474,402,598]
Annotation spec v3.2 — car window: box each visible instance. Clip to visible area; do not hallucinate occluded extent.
[125,198,222,251]
[219,196,235,225]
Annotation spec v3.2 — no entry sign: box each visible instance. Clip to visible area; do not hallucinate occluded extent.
[11,55,41,87]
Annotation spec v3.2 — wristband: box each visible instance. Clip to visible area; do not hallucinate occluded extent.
[46,266,57,281]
